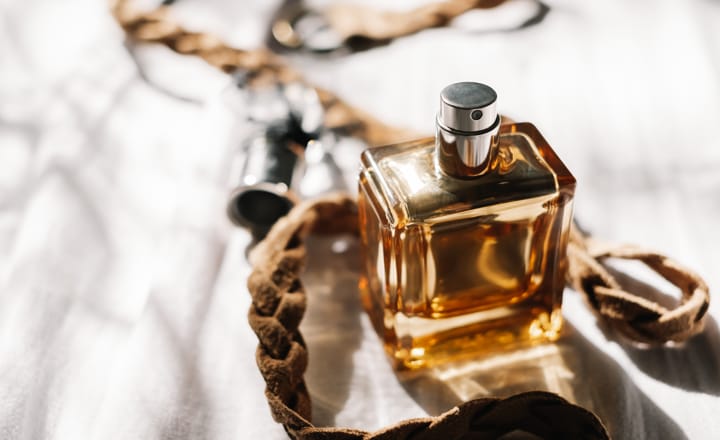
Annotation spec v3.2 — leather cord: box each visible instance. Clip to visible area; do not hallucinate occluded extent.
[112,0,514,146]
[324,0,508,41]
[567,226,709,344]
[112,0,428,146]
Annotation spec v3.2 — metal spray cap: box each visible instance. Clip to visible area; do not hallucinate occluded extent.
[436,82,501,177]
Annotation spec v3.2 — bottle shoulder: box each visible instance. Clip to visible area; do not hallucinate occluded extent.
[359,123,576,226]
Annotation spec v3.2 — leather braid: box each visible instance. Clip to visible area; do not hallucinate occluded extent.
[246,195,358,436]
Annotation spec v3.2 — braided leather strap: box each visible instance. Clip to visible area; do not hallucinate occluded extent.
[247,194,609,439]
[112,0,519,146]
[112,0,418,146]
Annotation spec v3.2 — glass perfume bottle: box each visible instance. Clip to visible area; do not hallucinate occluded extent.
[358,82,576,370]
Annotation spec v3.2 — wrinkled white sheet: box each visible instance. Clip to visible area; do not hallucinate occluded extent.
[1,0,719,438]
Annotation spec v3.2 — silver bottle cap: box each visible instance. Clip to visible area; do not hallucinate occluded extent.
[438,82,498,133]
[436,82,501,176]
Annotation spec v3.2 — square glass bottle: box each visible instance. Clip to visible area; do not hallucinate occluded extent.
[358,82,576,370]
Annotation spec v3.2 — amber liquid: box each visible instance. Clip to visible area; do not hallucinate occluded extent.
[358,123,575,370]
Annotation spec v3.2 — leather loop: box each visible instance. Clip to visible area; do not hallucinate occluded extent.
[567,226,710,344]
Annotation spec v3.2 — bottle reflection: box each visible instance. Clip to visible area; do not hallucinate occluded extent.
[401,331,591,416]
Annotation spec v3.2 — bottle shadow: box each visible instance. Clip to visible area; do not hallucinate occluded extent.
[400,323,689,440]
[299,235,364,427]
[593,265,720,395]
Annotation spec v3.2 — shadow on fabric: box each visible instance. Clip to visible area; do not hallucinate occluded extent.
[301,235,365,427]
[597,265,720,396]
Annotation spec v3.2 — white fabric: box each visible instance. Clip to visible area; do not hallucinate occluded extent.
[1,0,719,438]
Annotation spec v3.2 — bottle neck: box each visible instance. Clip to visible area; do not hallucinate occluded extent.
[435,116,500,178]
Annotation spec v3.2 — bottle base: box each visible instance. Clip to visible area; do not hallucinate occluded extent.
[360,284,563,371]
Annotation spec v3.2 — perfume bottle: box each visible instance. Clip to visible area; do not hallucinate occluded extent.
[358,82,576,370]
